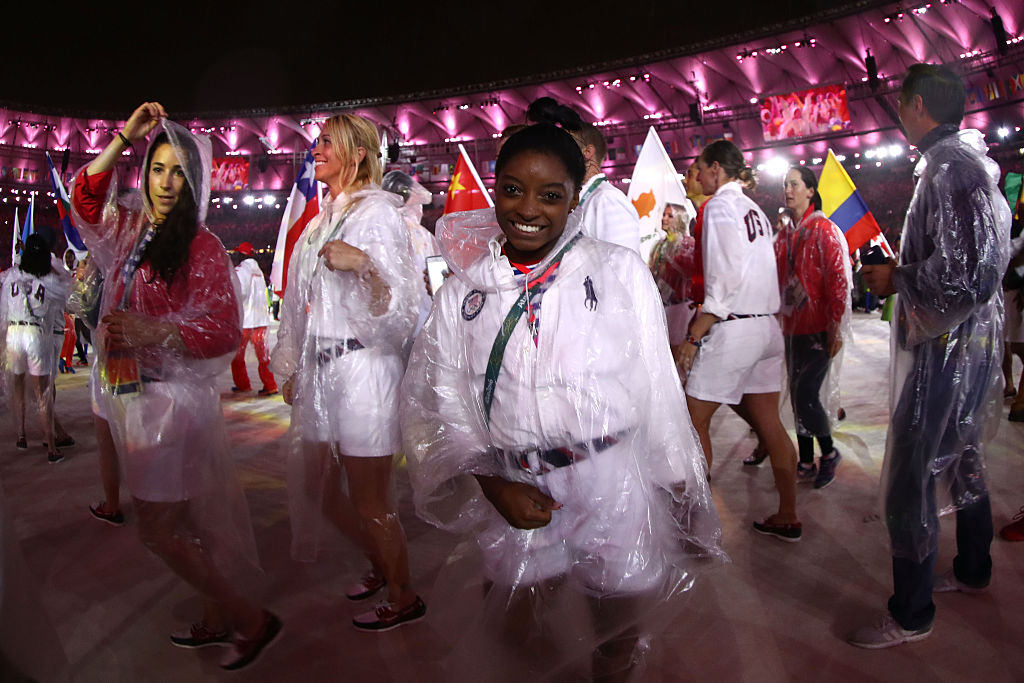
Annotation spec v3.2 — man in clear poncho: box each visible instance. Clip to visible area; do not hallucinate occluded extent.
[851,64,1011,649]
[400,124,722,680]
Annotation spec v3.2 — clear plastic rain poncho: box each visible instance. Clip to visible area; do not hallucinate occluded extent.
[269,186,420,561]
[401,208,723,680]
[382,170,440,335]
[774,207,852,437]
[649,231,698,345]
[882,128,1011,563]
[69,119,261,587]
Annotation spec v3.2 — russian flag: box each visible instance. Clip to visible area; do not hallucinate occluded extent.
[270,142,320,296]
[818,149,894,257]
[46,152,87,255]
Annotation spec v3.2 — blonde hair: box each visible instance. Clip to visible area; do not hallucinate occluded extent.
[320,113,382,189]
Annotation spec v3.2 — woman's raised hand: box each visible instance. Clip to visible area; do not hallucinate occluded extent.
[121,102,168,144]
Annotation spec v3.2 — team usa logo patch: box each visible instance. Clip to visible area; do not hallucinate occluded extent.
[462,289,486,320]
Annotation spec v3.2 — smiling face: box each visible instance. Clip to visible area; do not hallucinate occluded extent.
[783,168,815,216]
[147,143,186,219]
[312,131,345,189]
[494,150,578,263]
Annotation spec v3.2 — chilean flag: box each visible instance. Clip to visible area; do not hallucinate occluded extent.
[270,142,320,296]
[818,149,894,258]
[443,144,493,215]
[46,152,87,255]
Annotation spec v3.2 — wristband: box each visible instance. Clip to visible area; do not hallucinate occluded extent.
[117,132,133,150]
[686,335,702,348]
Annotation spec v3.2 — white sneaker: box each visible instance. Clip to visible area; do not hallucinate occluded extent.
[847,613,932,649]
[933,568,988,594]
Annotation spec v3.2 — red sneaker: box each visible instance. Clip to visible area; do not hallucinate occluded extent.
[345,571,386,601]
[1000,508,1024,542]
[352,596,426,632]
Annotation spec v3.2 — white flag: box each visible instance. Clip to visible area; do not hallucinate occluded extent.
[627,127,694,263]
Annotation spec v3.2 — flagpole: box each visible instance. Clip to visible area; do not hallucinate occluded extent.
[458,144,493,208]
[11,206,19,265]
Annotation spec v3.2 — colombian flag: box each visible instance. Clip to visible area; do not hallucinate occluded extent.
[819,149,893,257]
[443,144,492,215]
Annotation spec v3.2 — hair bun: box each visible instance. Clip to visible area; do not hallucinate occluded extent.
[526,97,584,132]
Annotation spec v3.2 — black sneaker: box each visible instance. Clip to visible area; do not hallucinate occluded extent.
[44,436,76,450]
[16,436,27,450]
[171,621,231,649]
[89,503,126,527]
[814,450,842,489]
[752,518,802,542]
[219,612,283,670]
[47,449,64,464]
[742,446,769,466]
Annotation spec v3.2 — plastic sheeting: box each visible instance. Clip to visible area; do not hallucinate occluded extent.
[401,208,723,679]
[269,187,420,561]
[383,171,440,336]
[649,233,698,345]
[775,208,852,437]
[235,257,271,329]
[69,119,262,590]
[882,128,1011,563]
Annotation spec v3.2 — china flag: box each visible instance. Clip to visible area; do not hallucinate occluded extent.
[443,144,493,214]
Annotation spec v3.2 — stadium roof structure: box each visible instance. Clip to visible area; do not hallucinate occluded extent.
[1,0,1021,195]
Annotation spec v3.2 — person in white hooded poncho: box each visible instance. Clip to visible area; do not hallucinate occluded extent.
[230,241,277,396]
[269,113,425,631]
[400,124,722,681]
[381,170,440,336]
[850,64,1011,649]
[69,102,279,670]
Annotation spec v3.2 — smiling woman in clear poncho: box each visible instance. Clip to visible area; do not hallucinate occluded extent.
[400,124,722,681]
[70,102,279,670]
[269,113,425,630]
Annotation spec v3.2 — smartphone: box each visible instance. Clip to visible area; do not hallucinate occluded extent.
[861,245,889,266]
[425,255,451,296]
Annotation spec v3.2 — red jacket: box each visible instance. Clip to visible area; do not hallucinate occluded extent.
[73,169,240,366]
[775,206,848,335]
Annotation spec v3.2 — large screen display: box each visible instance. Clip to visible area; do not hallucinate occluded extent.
[211,157,250,191]
[760,85,852,141]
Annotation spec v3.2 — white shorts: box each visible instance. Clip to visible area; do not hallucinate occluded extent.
[4,325,49,376]
[686,315,784,405]
[1007,291,1024,344]
[300,346,402,457]
[478,443,665,594]
[104,380,218,502]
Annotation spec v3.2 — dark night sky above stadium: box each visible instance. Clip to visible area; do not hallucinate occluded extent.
[2,0,876,116]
